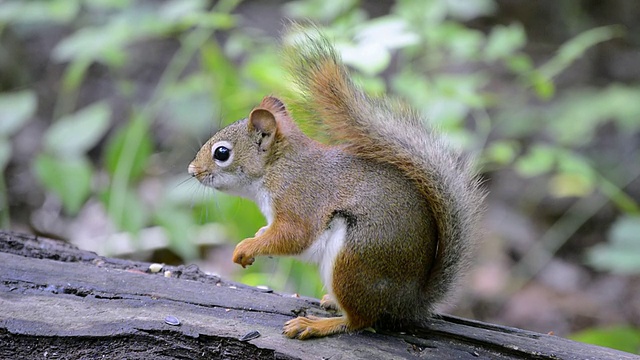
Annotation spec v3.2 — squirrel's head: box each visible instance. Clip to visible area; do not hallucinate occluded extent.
[188,96,296,198]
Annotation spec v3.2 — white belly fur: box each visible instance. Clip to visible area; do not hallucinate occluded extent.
[299,218,347,295]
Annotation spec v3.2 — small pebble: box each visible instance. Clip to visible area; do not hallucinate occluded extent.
[164,315,181,326]
[149,263,164,273]
[164,270,172,278]
[229,285,237,289]
[239,330,261,341]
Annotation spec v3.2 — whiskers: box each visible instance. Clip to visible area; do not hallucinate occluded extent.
[174,173,223,226]
[175,175,197,188]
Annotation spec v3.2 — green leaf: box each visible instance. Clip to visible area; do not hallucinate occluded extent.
[84,0,132,9]
[331,17,421,76]
[549,173,593,198]
[33,154,92,214]
[284,0,358,22]
[53,26,128,63]
[529,72,555,99]
[103,114,153,181]
[103,113,152,237]
[588,215,640,274]
[556,152,594,178]
[549,152,595,197]
[434,74,488,108]
[245,51,289,93]
[191,193,265,240]
[160,75,217,136]
[539,25,624,80]
[159,0,207,22]
[340,42,391,76]
[443,24,485,61]
[514,145,556,177]
[201,41,239,94]
[0,0,79,24]
[61,59,92,93]
[44,102,111,158]
[484,141,519,166]
[0,90,37,137]
[484,23,526,61]
[357,17,420,51]
[446,0,495,20]
[212,0,243,14]
[610,216,640,248]
[548,85,640,146]
[155,205,198,260]
[188,12,236,29]
[569,326,640,354]
[100,187,147,234]
[506,54,533,74]
[240,272,274,288]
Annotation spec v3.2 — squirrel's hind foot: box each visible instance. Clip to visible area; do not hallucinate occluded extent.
[283,315,348,340]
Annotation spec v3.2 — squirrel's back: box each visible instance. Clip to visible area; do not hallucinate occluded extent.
[286,27,485,312]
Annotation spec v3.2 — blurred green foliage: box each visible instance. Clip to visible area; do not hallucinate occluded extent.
[588,215,640,275]
[1,0,640,351]
[0,90,37,228]
[569,326,640,354]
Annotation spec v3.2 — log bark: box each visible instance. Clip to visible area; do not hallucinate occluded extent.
[0,230,634,360]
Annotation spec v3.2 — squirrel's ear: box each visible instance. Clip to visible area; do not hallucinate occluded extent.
[248,108,277,151]
[259,96,287,113]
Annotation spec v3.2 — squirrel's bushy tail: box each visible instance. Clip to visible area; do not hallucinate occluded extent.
[285,26,485,312]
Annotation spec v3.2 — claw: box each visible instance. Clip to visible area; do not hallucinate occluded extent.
[232,238,256,268]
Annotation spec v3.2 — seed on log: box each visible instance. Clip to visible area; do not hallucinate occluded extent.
[239,330,261,342]
[164,315,181,326]
[149,263,164,273]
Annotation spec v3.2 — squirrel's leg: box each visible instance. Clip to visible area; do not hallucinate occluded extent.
[232,217,311,267]
[283,251,377,339]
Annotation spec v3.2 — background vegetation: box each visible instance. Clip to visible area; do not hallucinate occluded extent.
[1,0,638,354]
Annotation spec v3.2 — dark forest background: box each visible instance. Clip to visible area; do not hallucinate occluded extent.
[1,0,639,354]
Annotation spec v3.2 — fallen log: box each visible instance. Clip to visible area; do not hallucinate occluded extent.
[0,230,634,359]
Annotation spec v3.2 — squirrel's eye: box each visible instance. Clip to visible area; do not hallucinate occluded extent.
[211,141,233,167]
[213,146,231,162]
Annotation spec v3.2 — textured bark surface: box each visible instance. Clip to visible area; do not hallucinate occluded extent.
[0,230,635,360]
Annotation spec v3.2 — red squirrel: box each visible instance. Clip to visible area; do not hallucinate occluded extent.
[188,27,485,339]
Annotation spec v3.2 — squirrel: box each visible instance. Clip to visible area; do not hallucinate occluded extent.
[188,27,485,340]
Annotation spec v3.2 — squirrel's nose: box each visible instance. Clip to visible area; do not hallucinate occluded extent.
[188,163,197,176]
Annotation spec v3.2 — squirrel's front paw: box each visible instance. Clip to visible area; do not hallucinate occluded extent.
[232,238,256,268]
